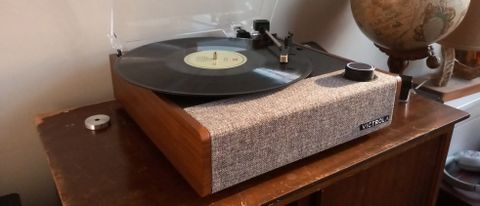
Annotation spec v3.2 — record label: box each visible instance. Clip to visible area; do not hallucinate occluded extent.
[184,50,247,70]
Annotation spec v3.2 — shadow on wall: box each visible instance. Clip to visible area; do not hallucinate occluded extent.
[272,0,351,49]
[272,0,438,76]
[272,0,393,72]
[271,0,390,70]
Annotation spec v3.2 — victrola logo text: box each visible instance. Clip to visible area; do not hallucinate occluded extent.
[359,115,390,131]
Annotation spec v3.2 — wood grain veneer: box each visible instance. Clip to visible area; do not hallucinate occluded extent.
[110,57,212,196]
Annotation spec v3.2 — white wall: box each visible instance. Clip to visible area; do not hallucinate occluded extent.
[1,1,113,205]
[0,1,434,205]
[272,0,388,68]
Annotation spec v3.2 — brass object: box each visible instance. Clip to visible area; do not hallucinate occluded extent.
[454,49,480,80]
[439,0,480,84]
[435,46,456,87]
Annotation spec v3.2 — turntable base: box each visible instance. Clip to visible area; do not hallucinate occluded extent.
[110,43,404,195]
[111,61,402,196]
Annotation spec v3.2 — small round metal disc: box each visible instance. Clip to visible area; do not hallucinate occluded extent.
[85,114,111,131]
[115,37,312,96]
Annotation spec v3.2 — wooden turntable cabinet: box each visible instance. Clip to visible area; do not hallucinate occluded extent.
[110,44,402,196]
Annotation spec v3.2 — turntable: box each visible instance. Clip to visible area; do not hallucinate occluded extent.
[110,0,401,196]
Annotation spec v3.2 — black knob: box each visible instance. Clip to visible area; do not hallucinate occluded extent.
[344,62,375,82]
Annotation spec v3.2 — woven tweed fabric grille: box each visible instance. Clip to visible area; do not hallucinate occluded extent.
[184,70,398,192]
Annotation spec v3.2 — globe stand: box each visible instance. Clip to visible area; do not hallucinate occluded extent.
[375,44,440,75]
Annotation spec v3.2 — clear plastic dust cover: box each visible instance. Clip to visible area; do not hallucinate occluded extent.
[109,0,277,51]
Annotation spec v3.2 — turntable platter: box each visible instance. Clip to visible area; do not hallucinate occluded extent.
[115,37,312,96]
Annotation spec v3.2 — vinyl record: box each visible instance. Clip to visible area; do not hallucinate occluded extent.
[115,37,312,96]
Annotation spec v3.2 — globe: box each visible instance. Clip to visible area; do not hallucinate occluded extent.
[351,0,471,51]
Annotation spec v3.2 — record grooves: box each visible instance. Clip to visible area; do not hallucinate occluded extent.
[115,37,312,96]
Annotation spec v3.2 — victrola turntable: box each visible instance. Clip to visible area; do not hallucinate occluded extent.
[109,0,401,196]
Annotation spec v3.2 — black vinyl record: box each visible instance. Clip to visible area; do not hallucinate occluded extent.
[115,37,312,96]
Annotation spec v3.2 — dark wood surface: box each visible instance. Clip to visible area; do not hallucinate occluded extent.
[321,131,452,206]
[415,75,480,102]
[36,94,468,206]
